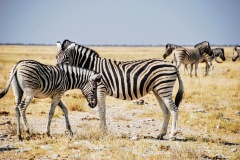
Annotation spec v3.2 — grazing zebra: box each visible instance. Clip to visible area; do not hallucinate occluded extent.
[163,41,212,77]
[56,40,184,140]
[232,46,240,62]
[0,60,101,141]
[184,48,226,76]
[211,48,226,63]
[200,48,225,75]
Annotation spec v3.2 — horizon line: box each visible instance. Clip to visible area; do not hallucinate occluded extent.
[0,43,238,47]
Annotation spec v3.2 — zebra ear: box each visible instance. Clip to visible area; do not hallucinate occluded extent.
[57,41,62,51]
[90,74,102,82]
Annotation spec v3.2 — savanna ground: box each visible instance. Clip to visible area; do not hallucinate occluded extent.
[0,45,239,160]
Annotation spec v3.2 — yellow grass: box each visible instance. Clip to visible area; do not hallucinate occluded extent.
[0,45,239,159]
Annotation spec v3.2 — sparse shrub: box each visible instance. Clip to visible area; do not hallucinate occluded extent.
[4,123,18,136]
[170,145,200,160]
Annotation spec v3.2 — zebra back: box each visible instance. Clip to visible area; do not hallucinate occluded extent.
[194,41,212,56]
[56,40,181,101]
[14,60,100,95]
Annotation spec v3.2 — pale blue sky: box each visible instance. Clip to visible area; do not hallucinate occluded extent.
[0,0,239,45]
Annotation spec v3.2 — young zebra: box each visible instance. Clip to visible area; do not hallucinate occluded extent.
[184,48,226,76]
[163,41,212,77]
[0,60,101,141]
[56,40,184,140]
[232,46,240,62]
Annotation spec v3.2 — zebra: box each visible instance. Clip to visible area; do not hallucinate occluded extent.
[163,41,212,77]
[232,46,240,62]
[56,40,184,140]
[211,48,226,63]
[184,48,226,76]
[0,60,101,141]
[199,48,225,75]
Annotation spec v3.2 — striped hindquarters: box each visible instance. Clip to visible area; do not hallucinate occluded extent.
[98,59,178,100]
[174,48,201,64]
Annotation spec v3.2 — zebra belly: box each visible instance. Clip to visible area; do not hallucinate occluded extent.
[110,90,149,100]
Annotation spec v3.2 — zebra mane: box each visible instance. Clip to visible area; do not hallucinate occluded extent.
[166,44,183,49]
[194,41,209,48]
[62,39,73,50]
[62,39,100,58]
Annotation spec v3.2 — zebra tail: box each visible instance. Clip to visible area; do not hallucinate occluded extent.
[175,71,184,108]
[0,67,18,98]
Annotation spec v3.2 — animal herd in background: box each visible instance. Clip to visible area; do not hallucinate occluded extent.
[0,39,239,141]
[163,41,227,77]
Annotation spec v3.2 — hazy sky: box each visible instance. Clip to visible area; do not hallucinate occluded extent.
[0,0,239,45]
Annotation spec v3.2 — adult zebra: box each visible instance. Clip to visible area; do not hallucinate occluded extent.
[163,41,212,77]
[0,60,101,141]
[56,40,184,140]
[184,48,226,76]
[232,46,240,62]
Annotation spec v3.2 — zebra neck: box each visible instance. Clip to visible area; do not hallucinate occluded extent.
[63,66,92,90]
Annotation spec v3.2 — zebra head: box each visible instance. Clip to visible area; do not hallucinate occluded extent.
[163,44,180,59]
[56,40,99,69]
[56,40,76,64]
[82,73,102,108]
[212,48,226,63]
[194,41,212,56]
[232,46,240,62]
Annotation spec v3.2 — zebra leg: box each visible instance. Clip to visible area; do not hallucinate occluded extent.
[46,98,60,137]
[58,100,73,136]
[194,63,199,77]
[153,91,170,140]
[208,61,213,76]
[18,95,34,139]
[190,64,193,77]
[176,61,181,69]
[97,89,107,133]
[211,65,214,76]
[15,106,22,141]
[184,64,189,75]
[12,76,24,141]
[162,97,178,140]
[205,62,209,76]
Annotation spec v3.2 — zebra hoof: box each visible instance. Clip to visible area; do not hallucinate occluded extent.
[65,130,73,137]
[46,131,51,137]
[18,135,23,142]
[169,136,176,141]
[157,134,164,140]
[25,135,31,141]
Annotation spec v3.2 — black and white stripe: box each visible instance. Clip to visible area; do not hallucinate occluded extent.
[0,60,101,141]
[232,46,240,62]
[195,48,226,76]
[163,41,212,77]
[56,40,184,140]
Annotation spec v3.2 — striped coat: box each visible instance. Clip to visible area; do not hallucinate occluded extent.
[56,40,184,140]
[0,60,101,141]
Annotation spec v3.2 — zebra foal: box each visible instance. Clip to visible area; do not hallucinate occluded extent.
[0,60,101,141]
[56,40,184,140]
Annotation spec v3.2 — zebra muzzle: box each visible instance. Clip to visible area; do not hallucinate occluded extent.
[88,99,97,108]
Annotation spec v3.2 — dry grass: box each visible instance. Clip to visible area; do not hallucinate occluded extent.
[0,45,239,159]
